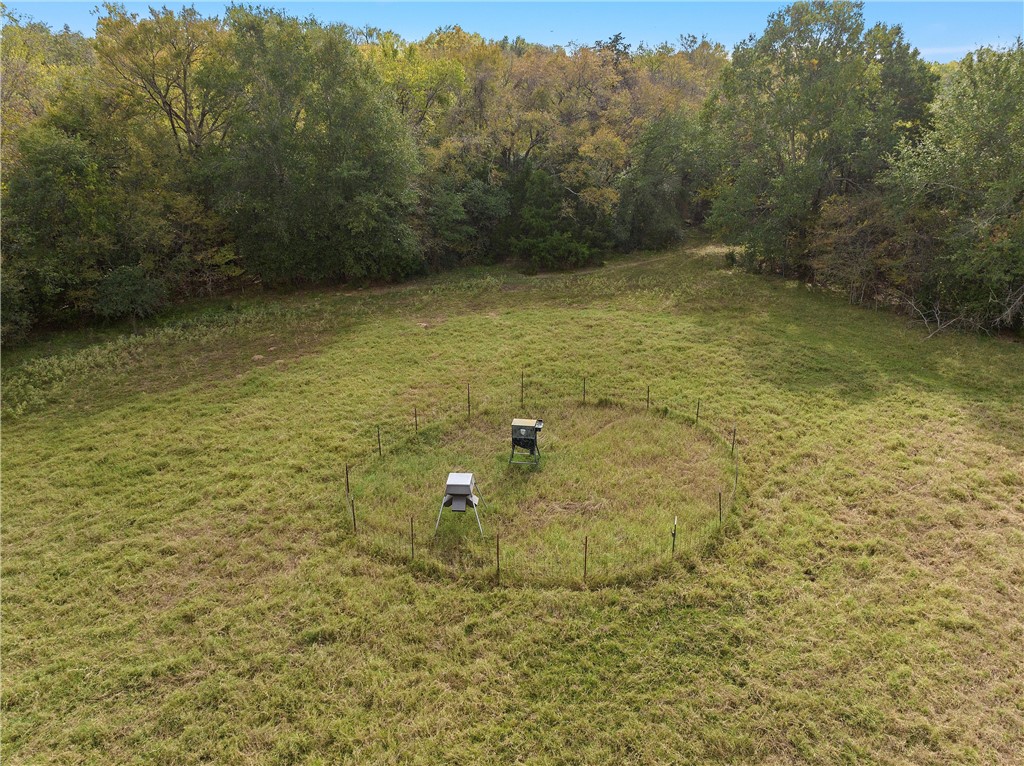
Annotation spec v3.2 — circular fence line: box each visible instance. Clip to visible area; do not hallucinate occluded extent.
[337,377,745,588]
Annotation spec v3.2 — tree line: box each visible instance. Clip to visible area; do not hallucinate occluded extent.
[2,1,1021,340]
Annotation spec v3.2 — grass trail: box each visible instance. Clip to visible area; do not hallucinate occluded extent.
[3,243,1023,764]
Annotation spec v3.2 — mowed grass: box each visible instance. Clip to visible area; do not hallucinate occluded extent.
[2,242,1023,764]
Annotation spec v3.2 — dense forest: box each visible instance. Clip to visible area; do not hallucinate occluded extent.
[2,1,1022,340]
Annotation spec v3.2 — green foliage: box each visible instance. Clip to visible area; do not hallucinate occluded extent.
[3,123,118,326]
[618,111,701,248]
[810,41,1024,331]
[418,174,510,268]
[2,4,1019,338]
[0,51,225,337]
[884,42,1024,329]
[218,8,421,285]
[95,3,233,155]
[92,265,167,322]
[510,170,593,270]
[707,1,936,274]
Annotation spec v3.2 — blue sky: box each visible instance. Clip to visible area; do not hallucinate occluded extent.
[6,2,1023,62]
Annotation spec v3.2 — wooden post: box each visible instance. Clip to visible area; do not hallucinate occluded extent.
[731,426,736,456]
[410,517,415,561]
[345,463,350,497]
[672,515,677,555]
[696,398,701,426]
[414,407,418,434]
[583,535,588,582]
[719,492,723,526]
[647,385,650,410]
[377,426,382,457]
[496,532,501,585]
[350,496,357,534]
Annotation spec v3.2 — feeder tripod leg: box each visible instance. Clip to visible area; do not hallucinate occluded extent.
[434,499,446,535]
[509,445,517,464]
[473,500,484,537]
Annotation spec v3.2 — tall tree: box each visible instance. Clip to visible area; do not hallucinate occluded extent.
[707,1,935,274]
[218,8,420,284]
[884,42,1024,330]
[95,3,234,156]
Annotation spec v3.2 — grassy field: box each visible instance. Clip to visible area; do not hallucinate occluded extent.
[2,242,1023,764]
[349,400,737,586]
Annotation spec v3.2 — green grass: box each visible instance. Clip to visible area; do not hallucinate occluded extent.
[3,242,1023,764]
[350,401,737,586]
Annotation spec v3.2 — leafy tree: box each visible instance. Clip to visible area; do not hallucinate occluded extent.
[3,124,118,328]
[1,12,92,148]
[884,42,1024,330]
[19,2,1014,341]
[1,14,231,339]
[707,1,935,275]
[619,110,716,248]
[218,8,420,284]
[510,170,592,271]
[360,28,466,132]
[95,4,234,156]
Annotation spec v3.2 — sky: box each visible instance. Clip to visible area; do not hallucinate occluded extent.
[6,1,1023,62]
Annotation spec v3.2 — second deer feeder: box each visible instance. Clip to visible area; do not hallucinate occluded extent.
[510,418,543,466]
[435,472,484,536]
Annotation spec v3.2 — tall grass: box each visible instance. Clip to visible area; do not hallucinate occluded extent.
[3,243,1022,764]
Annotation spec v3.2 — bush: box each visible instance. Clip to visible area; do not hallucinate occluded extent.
[93,266,168,325]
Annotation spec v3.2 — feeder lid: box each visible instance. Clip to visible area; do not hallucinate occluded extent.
[445,472,475,496]
[512,418,537,427]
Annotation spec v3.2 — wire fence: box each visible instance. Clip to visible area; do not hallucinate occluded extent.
[337,375,745,588]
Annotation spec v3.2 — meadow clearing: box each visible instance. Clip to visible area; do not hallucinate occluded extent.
[2,242,1023,764]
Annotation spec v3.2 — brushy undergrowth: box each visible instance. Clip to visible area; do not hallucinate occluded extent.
[2,243,1023,764]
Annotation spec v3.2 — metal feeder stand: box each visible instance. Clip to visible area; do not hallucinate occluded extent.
[510,418,543,466]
